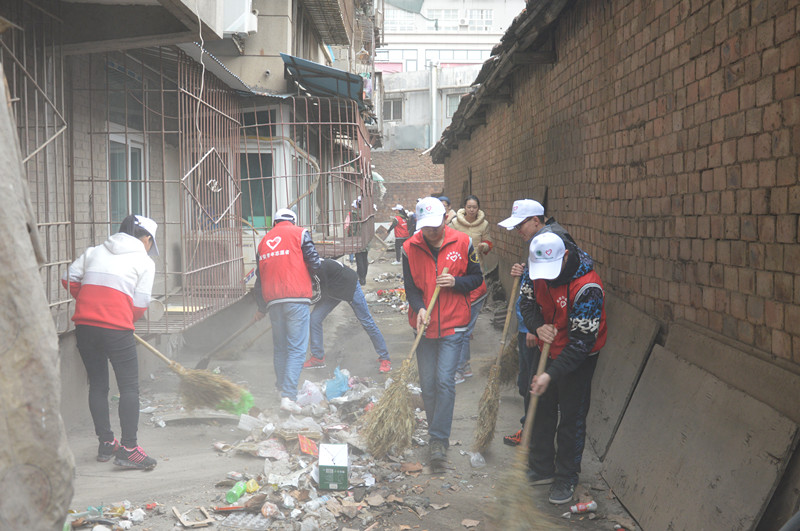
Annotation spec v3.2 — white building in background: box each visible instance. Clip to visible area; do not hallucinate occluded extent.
[376,0,525,150]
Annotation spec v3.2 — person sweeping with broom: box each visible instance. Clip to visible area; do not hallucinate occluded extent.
[402,197,483,468]
[519,231,607,505]
[63,214,159,470]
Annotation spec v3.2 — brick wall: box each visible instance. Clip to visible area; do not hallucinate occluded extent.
[372,149,445,221]
[441,0,800,364]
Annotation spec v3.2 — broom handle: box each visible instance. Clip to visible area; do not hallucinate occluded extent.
[134,333,182,371]
[494,276,521,365]
[206,316,258,358]
[518,342,550,450]
[405,266,449,361]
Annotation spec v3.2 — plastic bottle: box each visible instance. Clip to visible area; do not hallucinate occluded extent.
[245,478,259,493]
[303,495,330,511]
[225,481,247,503]
[569,500,598,513]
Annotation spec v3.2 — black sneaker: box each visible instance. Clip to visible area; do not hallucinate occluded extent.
[97,438,119,462]
[548,481,575,505]
[114,445,157,470]
[429,440,447,467]
[526,469,554,486]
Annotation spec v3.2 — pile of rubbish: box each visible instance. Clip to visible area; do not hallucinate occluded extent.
[370,272,403,284]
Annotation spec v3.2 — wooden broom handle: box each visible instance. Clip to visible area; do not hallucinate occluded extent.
[405,267,449,361]
[494,275,521,365]
[134,333,177,367]
[519,342,550,450]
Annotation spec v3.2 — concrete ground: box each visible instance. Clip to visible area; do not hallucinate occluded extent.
[65,246,638,530]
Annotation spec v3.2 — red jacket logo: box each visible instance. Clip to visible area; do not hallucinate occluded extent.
[446,251,462,262]
[266,237,282,250]
[557,295,568,308]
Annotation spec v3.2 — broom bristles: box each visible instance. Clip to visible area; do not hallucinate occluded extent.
[498,333,520,386]
[178,369,249,412]
[363,366,415,457]
[489,451,561,530]
[473,365,500,452]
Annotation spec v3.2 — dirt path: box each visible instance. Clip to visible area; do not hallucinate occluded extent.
[66,248,637,530]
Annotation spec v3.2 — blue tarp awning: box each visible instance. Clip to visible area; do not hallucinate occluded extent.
[280,53,364,109]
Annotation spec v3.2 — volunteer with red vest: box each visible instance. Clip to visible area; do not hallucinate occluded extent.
[520,231,607,506]
[387,204,410,265]
[402,197,483,468]
[253,208,321,414]
[63,214,159,470]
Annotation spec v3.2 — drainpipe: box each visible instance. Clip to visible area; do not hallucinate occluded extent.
[430,62,438,148]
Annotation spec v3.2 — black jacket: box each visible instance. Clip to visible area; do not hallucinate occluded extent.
[318,258,359,302]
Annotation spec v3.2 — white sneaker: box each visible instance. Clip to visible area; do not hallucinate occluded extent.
[391,260,401,265]
[280,397,302,413]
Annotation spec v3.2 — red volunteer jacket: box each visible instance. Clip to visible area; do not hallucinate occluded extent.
[257,222,312,305]
[534,269,607,357]
[404,227,472,338]
[393,216,410,238]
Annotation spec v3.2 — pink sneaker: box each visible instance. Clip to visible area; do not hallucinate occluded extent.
[379,359,392,373]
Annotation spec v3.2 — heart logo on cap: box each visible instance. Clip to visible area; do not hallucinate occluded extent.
[545,249,553,256]
[513,205,518,212]
[266,237,282,250]
[425,206,432,212]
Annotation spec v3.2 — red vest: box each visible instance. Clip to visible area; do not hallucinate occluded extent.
[533,270,607,358]
[394,216,410,238]
[257,222,312,304]
[404,226,472,338]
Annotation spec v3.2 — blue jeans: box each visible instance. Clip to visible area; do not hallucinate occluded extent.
[457,298,485,370]
[416,331,465,446]
[310,284,389,360]
[269,302,310,400]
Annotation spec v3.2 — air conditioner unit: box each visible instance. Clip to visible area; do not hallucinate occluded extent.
[224,0,258,36]
[458,18,468,26]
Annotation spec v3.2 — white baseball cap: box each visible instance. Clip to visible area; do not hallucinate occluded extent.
[414,196,446,230]
[528,232,566,280]
[134,215,159,257]
[392,204,404,211]
[498,199,545,230]
[273,208,297,223]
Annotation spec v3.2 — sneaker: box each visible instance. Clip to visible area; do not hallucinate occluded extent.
[114,445,157,470]
[359,278,366,286]
[526,469,555,486]
[548,481,575,505]
[503,429,522,446]
[97,438,119,462]
[461,363,473,378]
[303,357,326,369]
[379,359,392,373]
[454,372,466,385]
[429,440,446,466]
[391,260,401,265]
[280,397,302,414]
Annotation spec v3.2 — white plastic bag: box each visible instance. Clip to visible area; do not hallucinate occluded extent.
[296,380,325,406]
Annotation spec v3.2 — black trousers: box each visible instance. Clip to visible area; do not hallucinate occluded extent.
[394,238,407,261]
[528,350,598,487]
[76,325,140,448]
[355,250,369,283]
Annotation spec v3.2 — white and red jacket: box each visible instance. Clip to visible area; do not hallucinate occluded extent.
[256,222,313,306]
[392,215,410,238]
[62,233,155,330]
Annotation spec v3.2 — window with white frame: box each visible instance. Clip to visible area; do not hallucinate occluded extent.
[468,9,493,31]
[108,132,148,230]
[383,99,403,122]
[377,49,418,71]
[425,9,458,31]
[425,49,491,63]
[446,94,466,118]
[385,8,416,32]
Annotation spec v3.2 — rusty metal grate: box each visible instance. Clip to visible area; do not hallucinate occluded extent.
[0,0,73,333]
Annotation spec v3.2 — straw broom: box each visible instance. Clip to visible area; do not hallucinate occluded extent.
[134,334,253,415]
[490,343,560,530]
[473,276,520,452]
[364,268,448,458]
[498,332,519,385]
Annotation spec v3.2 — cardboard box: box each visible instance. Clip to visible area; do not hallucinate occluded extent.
[318,443,349,490]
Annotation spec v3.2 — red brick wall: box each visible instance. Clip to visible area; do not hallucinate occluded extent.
[372,150,445,221]
[441,1,800,364]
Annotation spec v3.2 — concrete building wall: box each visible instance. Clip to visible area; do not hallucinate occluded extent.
[441,0,800,364]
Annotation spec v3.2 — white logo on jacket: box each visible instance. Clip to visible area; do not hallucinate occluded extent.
[446,251,462,262]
